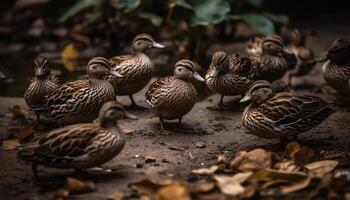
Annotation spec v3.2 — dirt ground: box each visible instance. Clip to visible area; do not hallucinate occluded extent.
[1,14,350,200]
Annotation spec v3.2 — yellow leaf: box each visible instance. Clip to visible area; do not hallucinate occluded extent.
[214,172,253,196]
[0,140,21,150]
[65,177,95,194]
[61,44,80,60]
[156,184,191,200]
[304,160,338,178]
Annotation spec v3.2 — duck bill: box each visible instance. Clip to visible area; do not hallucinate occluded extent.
[152,42,165,48]
[192,71,205,82]
[239,94,252,104]
[124,111,138,120]
[283,47,293,54]
[36,68,46,77]
[205,66,219,80]
[0,71,5,78]
[109,69,123,78]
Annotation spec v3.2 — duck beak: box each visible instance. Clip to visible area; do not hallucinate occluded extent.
[109,69,123,78]
[0,71,5,78]
[283,47,293,54]
[36,68,46,77]
[314,53,329,62]
[239,94,252,104]
[152,42,165,48]
[205,66,219,80]
[192,71,205,82]
[124,111,138,120]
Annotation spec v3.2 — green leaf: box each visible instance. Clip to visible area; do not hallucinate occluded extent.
[138,12,163,26]
[111,0,141,11]
[263,12,289,25]
[189,0,230,26]
[229,13,275,35]
[59,0,104,22]
[245,0,264,7]
[172,0,192,9]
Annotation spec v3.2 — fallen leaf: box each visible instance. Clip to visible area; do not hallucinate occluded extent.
[11,126,34,141]
[61,44,80,60]
[53,188,70,200]
[307,173,343,200]
[274,160,300,172]
[249,169,310,195]
[304,160,338,178]
[8,105,28,119]
[191,180,215,193]
[129,179,172,197]
[156,183,191,200]
[0,139,21,150]
[192,165,220,175]
[214,172,253,196]
[107,191,124,200]
[61,44,80,72]
[65,177,95,194]
[230,149,272,171]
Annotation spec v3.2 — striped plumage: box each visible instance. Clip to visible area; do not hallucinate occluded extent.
[17,101,127,178]
[322,38,350,96]
[145,59,205,134]
[240,80,334,141]
[24,57,59,109]
[248,35,295,82]
[33,57,122,125]
[206,51,254,109]
[282,29,316,86]
[106,33,165,107]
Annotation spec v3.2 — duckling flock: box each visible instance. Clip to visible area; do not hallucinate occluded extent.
[5,29,349,178]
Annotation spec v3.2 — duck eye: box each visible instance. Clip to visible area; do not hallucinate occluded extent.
[178,68,182,72]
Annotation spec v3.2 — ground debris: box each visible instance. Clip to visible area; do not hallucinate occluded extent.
[230,148,272,171]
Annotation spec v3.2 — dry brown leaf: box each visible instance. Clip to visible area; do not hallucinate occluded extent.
[8,105,28,119]
[11,126,34,141]
[304,160,338,178]
[107,191,124,200]
[230,149,272,172]
[156,184,191,200]
[214,172,253,196]
[129,179,172,197]
[250,169,310,195]
[192,165,219,175]
[274,160,300,172]
[53,188,70,200]
[191,180,215,193]
[0,139,21,150]
[61,44,80,72]
[65,177,95,194]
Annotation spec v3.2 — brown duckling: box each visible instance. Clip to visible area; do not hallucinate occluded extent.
[145,59,205,135]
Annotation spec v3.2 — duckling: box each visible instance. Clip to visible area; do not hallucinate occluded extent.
[282,29,316,87]
[321,38,350,98]
[246,36,264,55]
[32,57,122,125]
[24,57,60,125]
[249,35,295,82]
[145,59,205,135]
[240,80,334,142]
[206,51,254,110]
[106,33,165,108]
[17,101,127,179]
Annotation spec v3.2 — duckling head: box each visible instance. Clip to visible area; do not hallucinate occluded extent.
[34,57,49,79]
[87,57,122,79]
[174,59,205,82]
[262,35,292,56]
[326,38,350,65]
[97,101,127,127]
[132,33,165,53]
[206,51,229,80]
[282,28,306,46]
[240,80,274,105]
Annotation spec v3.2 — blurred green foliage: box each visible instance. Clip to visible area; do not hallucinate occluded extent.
[59,0,288,57]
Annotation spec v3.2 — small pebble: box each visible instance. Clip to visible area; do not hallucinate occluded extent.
[195,142,206,148]
[145,156,156,163]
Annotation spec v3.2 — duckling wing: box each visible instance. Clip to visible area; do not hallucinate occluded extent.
[18,124,100,164]
[259,93,333,127]
[145,77,174,107]
[109,55,133,67]
[35,80,91,111]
